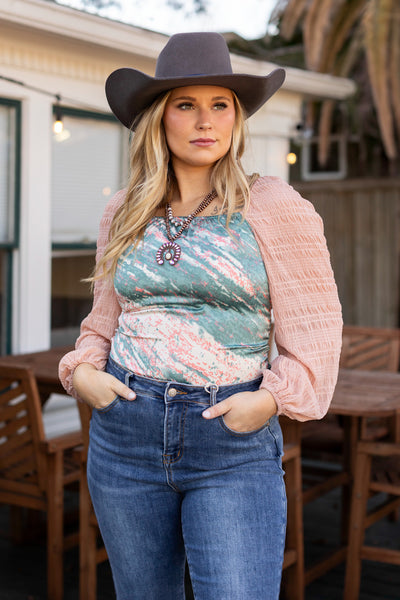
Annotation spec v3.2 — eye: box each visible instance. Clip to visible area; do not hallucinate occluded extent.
[213,102,228,110]
[177,102,194,110]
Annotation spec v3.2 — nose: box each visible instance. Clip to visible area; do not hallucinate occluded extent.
[196,108,212,130]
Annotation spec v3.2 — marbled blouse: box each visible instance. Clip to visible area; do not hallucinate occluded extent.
[110,213,271,385]
[59,176,343,421]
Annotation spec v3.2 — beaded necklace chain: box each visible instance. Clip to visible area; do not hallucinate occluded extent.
[155,189,217,266]
[166,205,183,227]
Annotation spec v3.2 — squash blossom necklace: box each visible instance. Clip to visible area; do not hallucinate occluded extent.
[156,189,217,266]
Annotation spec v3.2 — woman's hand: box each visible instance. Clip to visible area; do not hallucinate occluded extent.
[202,388,277,433]
[72,362,136,410]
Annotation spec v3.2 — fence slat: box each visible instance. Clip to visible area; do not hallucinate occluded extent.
[293,179,400,328]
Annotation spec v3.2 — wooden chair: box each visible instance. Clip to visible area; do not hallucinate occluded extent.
[0,365,82,600]
[340,326,400,441]
[343,439,400,599]
[340,325,400,372]
[301,325,400,585]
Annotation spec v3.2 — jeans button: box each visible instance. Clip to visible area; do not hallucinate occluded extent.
[168,387,177,397]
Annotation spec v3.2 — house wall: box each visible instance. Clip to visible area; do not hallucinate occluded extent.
[0,2,354,354]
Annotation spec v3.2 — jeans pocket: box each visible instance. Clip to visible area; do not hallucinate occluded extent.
[95,394,121,413]
[217,415,270,438]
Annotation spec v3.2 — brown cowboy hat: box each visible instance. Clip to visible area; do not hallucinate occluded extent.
[106,32,285,129]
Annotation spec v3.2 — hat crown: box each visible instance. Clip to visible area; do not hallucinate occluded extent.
[155,32,233,79]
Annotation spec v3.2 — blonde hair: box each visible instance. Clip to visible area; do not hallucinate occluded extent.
[93,90,256,282]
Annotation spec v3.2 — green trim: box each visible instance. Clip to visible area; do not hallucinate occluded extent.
[4,251,12,355]
[0,250,13,355]
[0,97,21,108]
[0,98,21,354]
[0,242,18,250]
[13,101,21,248]
[0,98,21,247]
[52,242,96,251]
[52,104,119,123]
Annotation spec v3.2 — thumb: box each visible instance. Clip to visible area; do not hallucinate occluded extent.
[202,398,231,420]
[113,381,136,401]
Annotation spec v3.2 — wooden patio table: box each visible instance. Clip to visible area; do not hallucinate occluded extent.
[331,368,400,472]
[305,368,400,585]
[0,346,73,402]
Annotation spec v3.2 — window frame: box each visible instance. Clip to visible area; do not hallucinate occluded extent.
[0,98,21,354]
[51,105,127,251]
[0,98,21,250]
[50,106,127,348]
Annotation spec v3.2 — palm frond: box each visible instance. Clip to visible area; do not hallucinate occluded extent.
[303,0,321,69]
[306,0,343,71]
[389,8,400,142]
[363,0,396,159]
[275,0,399,164]
[279,0,308,40]
[318,30,364,165]
[317,101,336,166]
[318,0,365,73]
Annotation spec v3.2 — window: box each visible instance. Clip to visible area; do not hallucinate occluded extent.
[0,99,20,355]
[51,108,127,347]
[51,251,95,347]
[51,108,127,243]
[300,135,347,181]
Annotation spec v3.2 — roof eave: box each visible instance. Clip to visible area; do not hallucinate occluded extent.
[1,0,356,100]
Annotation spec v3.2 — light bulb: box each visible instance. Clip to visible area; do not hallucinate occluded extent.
[53,119,64,134]
[286,152,297,165]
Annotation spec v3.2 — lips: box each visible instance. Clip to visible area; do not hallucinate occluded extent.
[190,138,216,147]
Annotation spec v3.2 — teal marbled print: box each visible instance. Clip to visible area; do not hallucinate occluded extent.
[110,213,271,385]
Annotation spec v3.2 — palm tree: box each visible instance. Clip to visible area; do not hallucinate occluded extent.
[270,0,400,170]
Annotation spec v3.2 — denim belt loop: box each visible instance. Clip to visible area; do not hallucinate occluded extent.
[204,383,219,405]
[124,372,132,386]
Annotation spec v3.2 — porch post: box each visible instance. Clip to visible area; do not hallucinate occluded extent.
[14,93,52,352]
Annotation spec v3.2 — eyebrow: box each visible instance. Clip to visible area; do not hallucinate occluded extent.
[172,95,232,102]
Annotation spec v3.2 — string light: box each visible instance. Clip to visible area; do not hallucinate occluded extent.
[0,74,107,131]
[53,96,64,134]
[286,152,297,165]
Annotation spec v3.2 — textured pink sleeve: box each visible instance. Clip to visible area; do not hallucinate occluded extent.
[58,190,126,398]
[247,177,343,421]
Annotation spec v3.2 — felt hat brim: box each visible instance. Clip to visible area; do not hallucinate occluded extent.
[106,68,286,130]
[105,33,285,129]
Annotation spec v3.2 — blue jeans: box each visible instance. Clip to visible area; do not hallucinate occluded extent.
[87,357,287,600]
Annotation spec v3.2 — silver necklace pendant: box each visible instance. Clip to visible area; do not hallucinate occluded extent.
[156,189,217,267]
[156,241,181,266]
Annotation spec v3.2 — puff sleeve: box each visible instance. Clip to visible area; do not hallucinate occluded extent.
[247,177,343,421]
[58,190,125,399]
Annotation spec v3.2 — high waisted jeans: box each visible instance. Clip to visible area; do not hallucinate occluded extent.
[87,357,287,600]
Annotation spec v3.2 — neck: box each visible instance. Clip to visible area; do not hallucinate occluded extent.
[171,165,212,207]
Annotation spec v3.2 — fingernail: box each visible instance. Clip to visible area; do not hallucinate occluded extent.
[202,409,211,418]
[128,392,136,400]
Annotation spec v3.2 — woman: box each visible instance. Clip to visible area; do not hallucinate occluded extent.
[59,32,342,600]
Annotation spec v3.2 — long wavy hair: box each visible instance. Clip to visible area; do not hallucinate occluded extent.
[92,89,257,282]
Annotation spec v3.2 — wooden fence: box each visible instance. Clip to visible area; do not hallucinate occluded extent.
[293,178,400,328]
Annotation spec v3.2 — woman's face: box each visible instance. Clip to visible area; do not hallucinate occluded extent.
[162,85,236,173]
